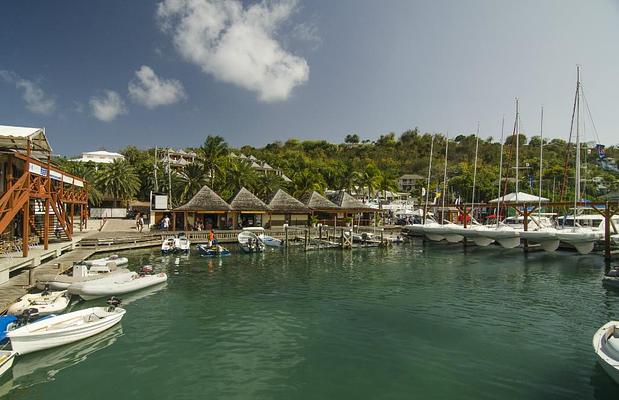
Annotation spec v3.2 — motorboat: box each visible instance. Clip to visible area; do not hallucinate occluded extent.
[238,230,265,253]
[174,235,191,253]
[83,255,128,267]
[555,227,602,255]
[36,264,132,290]
[69,269,167,301]
[0,351,17,379]
[241,227,282,247]
[197,244,230,256]
[519,227,561,252]
[0,315,17,344]
[593,321,619,385]
[7,288,70,317]
[443,224,495,246]
[477,224,521,249]
[161,237,175,253]
[602,267,619,290]
[422,221,447,242]
[7,298,126,355]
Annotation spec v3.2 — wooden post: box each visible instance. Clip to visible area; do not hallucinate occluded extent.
[23,139,31,257]
[44,154,51,249]
[172,212,176,231]
[79,204,83,232]
[304,228,308,251]
[70,203,74,235]
[284,225,288,247]
[605,203,611,262]
[523,204,529,253]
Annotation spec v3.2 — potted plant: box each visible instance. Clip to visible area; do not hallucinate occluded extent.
[344,216,353,227]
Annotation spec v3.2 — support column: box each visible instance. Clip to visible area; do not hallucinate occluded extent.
[523,205,529,253]
[605,203,611,262]
[70,204,74,236]
[44,153,51,249]
[23,140,31,257]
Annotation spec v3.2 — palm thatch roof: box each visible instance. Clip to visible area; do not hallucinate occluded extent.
[265,189,310,214]
[174,185,232,211]
[229,187,271,212]
[328,191,376,212]
[298,191,341,211]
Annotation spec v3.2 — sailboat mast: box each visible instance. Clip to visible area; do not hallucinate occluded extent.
[574,66,581,214]
[538,107,544,215]
[496,117,505,228]
[441,134,449,224]
[514,98,520,202]
[423,135,435,224]
[471,122,480,219]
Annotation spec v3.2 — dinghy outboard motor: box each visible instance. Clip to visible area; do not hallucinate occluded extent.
[17,308,40,327]
[41,283,51,296]
[139,265,154,275]
[106,297,122,311]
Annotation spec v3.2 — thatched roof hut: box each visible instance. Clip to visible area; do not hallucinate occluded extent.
[265,189,310,214]
[328,191,376,212]
[174,185,232,211]
[298,191,341,211]
[229,187,271,212]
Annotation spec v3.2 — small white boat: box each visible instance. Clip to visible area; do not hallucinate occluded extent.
[593,321,619,385]
[0,351,17,379]
[83,255,128,267]
[422,222,447,242]
[556,228,601,255]
[520,228,561,252]
[36,264,132,291]
[7,289,70,317]
[238,231,265,253]
[7,300,126,355]
[242,227,282,247]
[68,271,167,301]
[174,235,191,252]
[477,225,521,249]
[161,237,175,253]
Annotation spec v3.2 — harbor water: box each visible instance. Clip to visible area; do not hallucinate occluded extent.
[2,241,618,399]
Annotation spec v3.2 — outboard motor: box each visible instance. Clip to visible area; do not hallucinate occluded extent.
[106,297,122,311]
[139,265,154,275]
[41,284,51,296]
[17,308,40,327]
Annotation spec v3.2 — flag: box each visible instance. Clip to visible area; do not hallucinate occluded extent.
[596,144,606,159]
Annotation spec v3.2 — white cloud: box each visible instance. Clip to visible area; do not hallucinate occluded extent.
[157,0,309,102]
[89,90,127,122]
[0,70,56,115]
[128,65,187,108]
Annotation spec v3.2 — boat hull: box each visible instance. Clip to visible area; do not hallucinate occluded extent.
[520,231,560,252]
[7,291,70,317]
[0,351,16,378]
[72,273,168,301]
[593,321,619,385]
[7,307,126,355]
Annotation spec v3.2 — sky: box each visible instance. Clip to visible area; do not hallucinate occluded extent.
[1,0,618,156]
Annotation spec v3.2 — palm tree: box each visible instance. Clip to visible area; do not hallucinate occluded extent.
[354,164,381,199]
[377,172,398,200]
[219,159,259,199]
[61,161,103,207]
[292,170,325,197]
[256,173,285,199]
[198,135,229,187]
[179,163,208,203]
[95,159,140,207]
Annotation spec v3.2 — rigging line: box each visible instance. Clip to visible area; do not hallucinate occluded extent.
[580,87,601,144]
[560,71,580,202]
[496,116,505,228]
[471,122,480,221]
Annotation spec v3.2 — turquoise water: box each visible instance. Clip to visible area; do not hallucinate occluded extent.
[2,241,619,399]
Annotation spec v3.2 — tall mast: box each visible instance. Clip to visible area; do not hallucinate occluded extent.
[154,146,159,192]
[470,122,480,220]
[423,135,435,224]
[441,134,449,224]
[538,106,544,216]
[574,66,581,215]
[496,117,505,227]
[514,98,520,202]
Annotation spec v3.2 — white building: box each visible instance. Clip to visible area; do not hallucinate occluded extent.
[72,150,125,164]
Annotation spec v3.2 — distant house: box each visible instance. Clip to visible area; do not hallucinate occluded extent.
[230,153,292,182]
[398,174,423,192]
[72,150,124,164]
[158,148,197,170]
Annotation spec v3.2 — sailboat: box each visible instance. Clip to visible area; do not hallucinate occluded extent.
[555,67,603,255]
[519,107,562,252]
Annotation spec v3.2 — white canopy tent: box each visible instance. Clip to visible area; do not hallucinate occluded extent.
[489,192,549,203]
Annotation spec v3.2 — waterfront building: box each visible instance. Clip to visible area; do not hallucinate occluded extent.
[0,125,88,282]
[71,150,124,164]
[172,185,232,230]
[298,191,341,225]
[327,190,377,226]
[264,189,310,227]
[228,187,271,228]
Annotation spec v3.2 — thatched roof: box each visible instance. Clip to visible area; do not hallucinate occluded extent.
[298,191,341,211]
[229,187,271,212]
[265,189,310,214]
[328,191,376,212]
[174,185,232,211]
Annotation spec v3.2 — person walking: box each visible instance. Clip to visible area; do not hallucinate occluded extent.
[138,213,144,233]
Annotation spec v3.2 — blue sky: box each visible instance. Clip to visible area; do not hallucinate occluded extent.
[1,0,618,156]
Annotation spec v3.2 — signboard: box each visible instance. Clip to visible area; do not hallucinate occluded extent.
[154,195,168,210]
[50,170,62,181]
[74,179,84,187]
[28,164,42,175]
[63,175,73,185]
